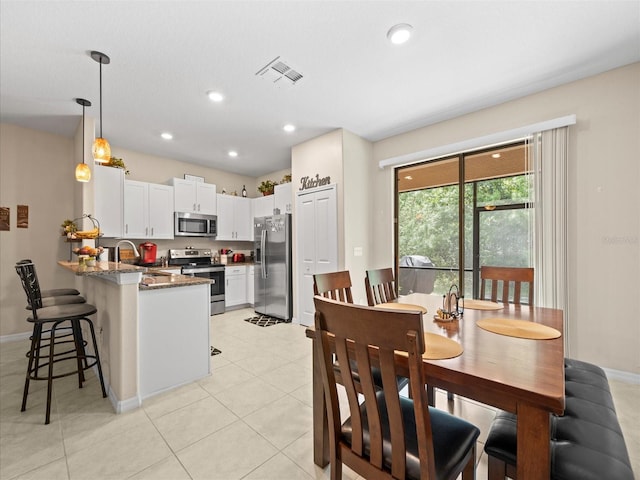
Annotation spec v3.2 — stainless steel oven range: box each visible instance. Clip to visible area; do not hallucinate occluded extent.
[168,248,225,315]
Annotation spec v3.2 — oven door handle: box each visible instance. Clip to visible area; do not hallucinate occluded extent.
[261,229,267,279]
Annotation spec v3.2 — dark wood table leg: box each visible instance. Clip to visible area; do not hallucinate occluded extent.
[517,401,551,480]
[312,334,329,467]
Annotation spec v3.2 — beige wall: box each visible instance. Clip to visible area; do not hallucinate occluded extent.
[370,63,640,374]
[342,130,373,305]
[0,124,79,337]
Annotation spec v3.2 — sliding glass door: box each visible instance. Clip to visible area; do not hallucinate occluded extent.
[396,142,532,299]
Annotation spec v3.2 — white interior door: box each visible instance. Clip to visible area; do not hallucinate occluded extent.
[296,184,337,326]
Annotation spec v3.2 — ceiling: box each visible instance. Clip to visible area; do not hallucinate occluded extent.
[1,1,639,177]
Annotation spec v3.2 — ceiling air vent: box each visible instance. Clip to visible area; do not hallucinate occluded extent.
[256,56,303,85]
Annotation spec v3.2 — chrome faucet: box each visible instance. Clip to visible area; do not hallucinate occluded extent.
[115,240,140,263]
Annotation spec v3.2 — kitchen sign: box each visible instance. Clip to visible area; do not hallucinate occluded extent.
[299,174,331,191]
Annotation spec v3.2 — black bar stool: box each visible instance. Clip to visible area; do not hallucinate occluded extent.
[15,262,107,424]
[17,259,84,300]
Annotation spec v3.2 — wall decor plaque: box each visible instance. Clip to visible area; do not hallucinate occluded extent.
[0,207,9,231]
[17,205,29,228]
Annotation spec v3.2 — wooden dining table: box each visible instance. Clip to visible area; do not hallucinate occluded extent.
[306,293,565,480]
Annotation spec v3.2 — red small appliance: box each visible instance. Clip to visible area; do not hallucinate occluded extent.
[139,242,158,265]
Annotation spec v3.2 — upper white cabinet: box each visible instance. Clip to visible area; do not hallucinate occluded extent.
[94,165,124,237]
[216,194,252,241]
[253,195,275,219]
[171,178,216,214]
[274,182,293,214]
[124,180,174,239]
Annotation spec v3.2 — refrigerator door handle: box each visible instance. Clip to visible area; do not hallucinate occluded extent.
[261,229,267,279]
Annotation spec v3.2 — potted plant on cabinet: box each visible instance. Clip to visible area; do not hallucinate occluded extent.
[258,180,276,196]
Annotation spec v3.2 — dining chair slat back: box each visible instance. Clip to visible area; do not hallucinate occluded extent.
[480,266,534,305]
[365,268,397,306]
[313,271,354,303]
[313,296,479,480]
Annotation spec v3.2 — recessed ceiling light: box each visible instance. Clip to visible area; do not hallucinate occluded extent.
[283,124,296,133]
[228,150,238,158]
[208,91,224,102]
[387,23,413,45]
[161,132,173,140]
[491,153,501,159]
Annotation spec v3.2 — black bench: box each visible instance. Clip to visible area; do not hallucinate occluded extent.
[484,358,634,480]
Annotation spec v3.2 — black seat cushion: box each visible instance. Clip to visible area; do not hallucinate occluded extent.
[484,359,634,480]
[342,391,479,480]
[28,303,97,322]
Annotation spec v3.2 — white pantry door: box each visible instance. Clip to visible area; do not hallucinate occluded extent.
[296,184,338,326]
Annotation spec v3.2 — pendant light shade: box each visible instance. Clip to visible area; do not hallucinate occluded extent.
[92,137,111,163]
[75,98,92,182]
[90,51,111,164]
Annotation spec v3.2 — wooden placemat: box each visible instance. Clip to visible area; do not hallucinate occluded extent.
[374,302,428,313]
[463,299,504,310]
[396,333,463,360]
[477,318,561,340]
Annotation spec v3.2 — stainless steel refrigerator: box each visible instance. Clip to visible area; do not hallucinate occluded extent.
[254,214,292,321]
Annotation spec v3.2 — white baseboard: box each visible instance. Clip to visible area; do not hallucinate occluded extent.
[603,367,640,385]
[0,332,30,343]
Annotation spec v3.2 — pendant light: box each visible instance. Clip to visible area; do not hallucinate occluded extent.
[90,51,111,164]
[75,98,92,182]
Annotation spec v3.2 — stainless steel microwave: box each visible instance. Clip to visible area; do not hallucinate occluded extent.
[174,212,217,237]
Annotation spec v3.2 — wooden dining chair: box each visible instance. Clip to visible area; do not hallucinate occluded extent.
[313,271,353,303]
[365,267,397,306]
[314,296,479,480]
[480,266,534,305]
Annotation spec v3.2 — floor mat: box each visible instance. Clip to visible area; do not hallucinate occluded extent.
[244,315,287,327]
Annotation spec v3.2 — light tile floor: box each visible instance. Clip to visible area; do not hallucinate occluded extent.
[1,307,638,479]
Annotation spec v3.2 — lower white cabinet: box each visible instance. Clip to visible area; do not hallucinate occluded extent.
[247,265,255,306]
[225,265,247,307]
[139,284,210,399]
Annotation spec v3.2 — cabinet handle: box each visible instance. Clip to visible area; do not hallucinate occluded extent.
[193,203,196,211]
[198,204,201,211]
[125,224,128,234]
[151,227,154,236]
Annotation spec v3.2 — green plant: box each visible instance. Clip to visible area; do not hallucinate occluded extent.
[107,156,130,175]
[258,180,276,195]
[281,174,292,183]
[60,219,78,236]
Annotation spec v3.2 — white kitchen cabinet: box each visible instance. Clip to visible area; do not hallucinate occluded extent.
[139,283,210,399]
[274,182,293,214]
[171,178,216,214]
[253,195,274,218]
[216,195,252,241]
[247,264,255,306]
[225,265,247,307]
[124,180,174,239]
[148,183,174,238]
[94,165,124,237]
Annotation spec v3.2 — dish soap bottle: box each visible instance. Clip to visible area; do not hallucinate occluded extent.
[242,185,247,197]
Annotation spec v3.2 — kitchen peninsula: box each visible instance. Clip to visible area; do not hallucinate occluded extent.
[58,260,212,412]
